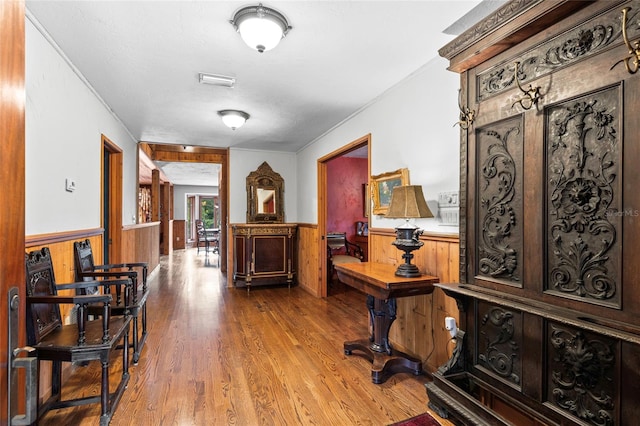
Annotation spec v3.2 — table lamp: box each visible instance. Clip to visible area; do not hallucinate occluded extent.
[386,185,433,277]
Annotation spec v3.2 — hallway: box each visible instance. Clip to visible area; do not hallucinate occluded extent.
[37,248,446,425]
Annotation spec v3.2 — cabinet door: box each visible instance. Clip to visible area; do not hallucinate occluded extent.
[463,1,640,320]
[253,235,287,274]
[234,236,246,275]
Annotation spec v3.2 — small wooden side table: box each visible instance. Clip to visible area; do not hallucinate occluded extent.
[335,262,439,384]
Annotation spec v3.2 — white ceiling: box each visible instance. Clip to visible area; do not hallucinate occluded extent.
[26,0,504,185]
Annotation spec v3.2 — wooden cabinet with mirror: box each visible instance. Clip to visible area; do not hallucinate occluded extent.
[234,162,296,291]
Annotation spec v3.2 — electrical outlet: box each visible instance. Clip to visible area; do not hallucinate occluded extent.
[445,316,457,339]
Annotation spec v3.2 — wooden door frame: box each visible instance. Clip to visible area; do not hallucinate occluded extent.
[1,0,25,422]
[138,142,229,273]
[317,134,371,297]
[102,135,123,264]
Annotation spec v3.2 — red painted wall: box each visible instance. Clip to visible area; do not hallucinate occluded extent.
[327,156,368,242]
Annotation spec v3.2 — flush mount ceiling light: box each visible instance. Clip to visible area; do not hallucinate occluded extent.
[230,3,292,53]
[218,110,250,130]
[199,73,236,88]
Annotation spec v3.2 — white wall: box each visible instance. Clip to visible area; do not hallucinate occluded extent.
[26,12,459,236]
[229,149,297,223]
[25,16,139,235]
[296,57,460,234]
[173,185,218,220]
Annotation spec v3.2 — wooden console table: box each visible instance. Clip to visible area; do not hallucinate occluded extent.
[335,262,439,384]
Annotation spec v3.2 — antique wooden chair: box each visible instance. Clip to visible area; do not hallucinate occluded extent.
[195,219,212,254]
[327,232,364,284]
[25,247,132,426]
[73,239,149,364]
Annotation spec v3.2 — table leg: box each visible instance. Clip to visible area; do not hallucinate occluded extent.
[344,295,423,384]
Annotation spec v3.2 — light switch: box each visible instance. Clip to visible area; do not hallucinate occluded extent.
[65,178,76,192]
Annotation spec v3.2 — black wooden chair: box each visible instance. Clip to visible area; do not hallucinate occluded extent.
[327,232,364,284]
[25,247,132,426]
[195,219,211,254]
[73,239,149,364]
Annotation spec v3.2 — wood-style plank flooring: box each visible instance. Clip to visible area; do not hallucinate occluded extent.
[37,249,453,425]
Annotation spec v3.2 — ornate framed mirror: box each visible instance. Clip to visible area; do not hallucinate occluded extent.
[246,162,284,223]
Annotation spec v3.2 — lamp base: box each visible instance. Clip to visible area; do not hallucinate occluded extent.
[395,261,422,278]
[392,224,424,278]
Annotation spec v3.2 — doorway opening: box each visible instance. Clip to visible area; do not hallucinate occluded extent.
[186,194,220,244]
[137,143,229,272]
[317,134,370,297]
[102,135,123,264]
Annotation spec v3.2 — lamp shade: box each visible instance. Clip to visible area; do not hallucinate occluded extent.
[386,185,433,219]
[218,110,250,130]
[231,4,292,53]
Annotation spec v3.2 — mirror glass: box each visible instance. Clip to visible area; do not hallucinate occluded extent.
[257,188,276,214]
[246,162,284,223]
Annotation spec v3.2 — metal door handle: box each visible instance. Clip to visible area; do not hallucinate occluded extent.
[8,287,38,425]
[11,348,37,425]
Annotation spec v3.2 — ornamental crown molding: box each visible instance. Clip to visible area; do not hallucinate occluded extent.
[439,0,541,60]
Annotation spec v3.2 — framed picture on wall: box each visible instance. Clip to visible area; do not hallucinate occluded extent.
[362,183,370,218]
[370,168,409,215]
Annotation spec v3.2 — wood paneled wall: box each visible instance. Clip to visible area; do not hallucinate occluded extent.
[25,223,159,404]
[25,231,103,402]
[369,229,459,373]
[25,223,160,317]
[294,224,460,372]
[296,223,321,297]
[122,222,160,272]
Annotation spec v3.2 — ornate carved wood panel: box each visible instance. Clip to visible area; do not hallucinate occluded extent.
[476,4,634,102]
[546,322,617,425]
[544,84,622,308]
[476,117,524,286]
[476,301,522,389]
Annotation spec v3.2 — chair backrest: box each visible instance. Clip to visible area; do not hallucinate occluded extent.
[327,232,348,252]
[73,239,105,299]
[327,232,363,260]
[73,239,98,279]
[25,248,62,345]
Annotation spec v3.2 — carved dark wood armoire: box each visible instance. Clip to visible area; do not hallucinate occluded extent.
[427,1,640,425]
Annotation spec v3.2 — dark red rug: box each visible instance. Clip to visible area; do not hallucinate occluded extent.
[388,411,441,426]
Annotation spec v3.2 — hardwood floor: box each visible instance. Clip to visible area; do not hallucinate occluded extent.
[37,249,453,425]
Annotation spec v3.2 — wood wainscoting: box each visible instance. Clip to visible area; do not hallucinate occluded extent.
[25,223,160,405]
[369,228,459,373]
[26,223,160,317]
[296,223,320,296]
[121,221,160,272]
[25,230,104,405]
[294,224,459,372]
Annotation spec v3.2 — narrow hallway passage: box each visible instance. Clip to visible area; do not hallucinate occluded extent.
[37,248,448,425]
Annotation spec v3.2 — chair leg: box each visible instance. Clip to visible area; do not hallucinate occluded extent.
[131,312,140,364]
[137,302,148,363]
[100,360,110,422]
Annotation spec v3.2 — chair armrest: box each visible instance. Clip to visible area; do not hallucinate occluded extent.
[27,293,111,305]
[27,294,113,344]
[56,278,132,291]
[94,262,148,271]
[345,240,364,260]
[58,278,132,307]
[77,271,137,279]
